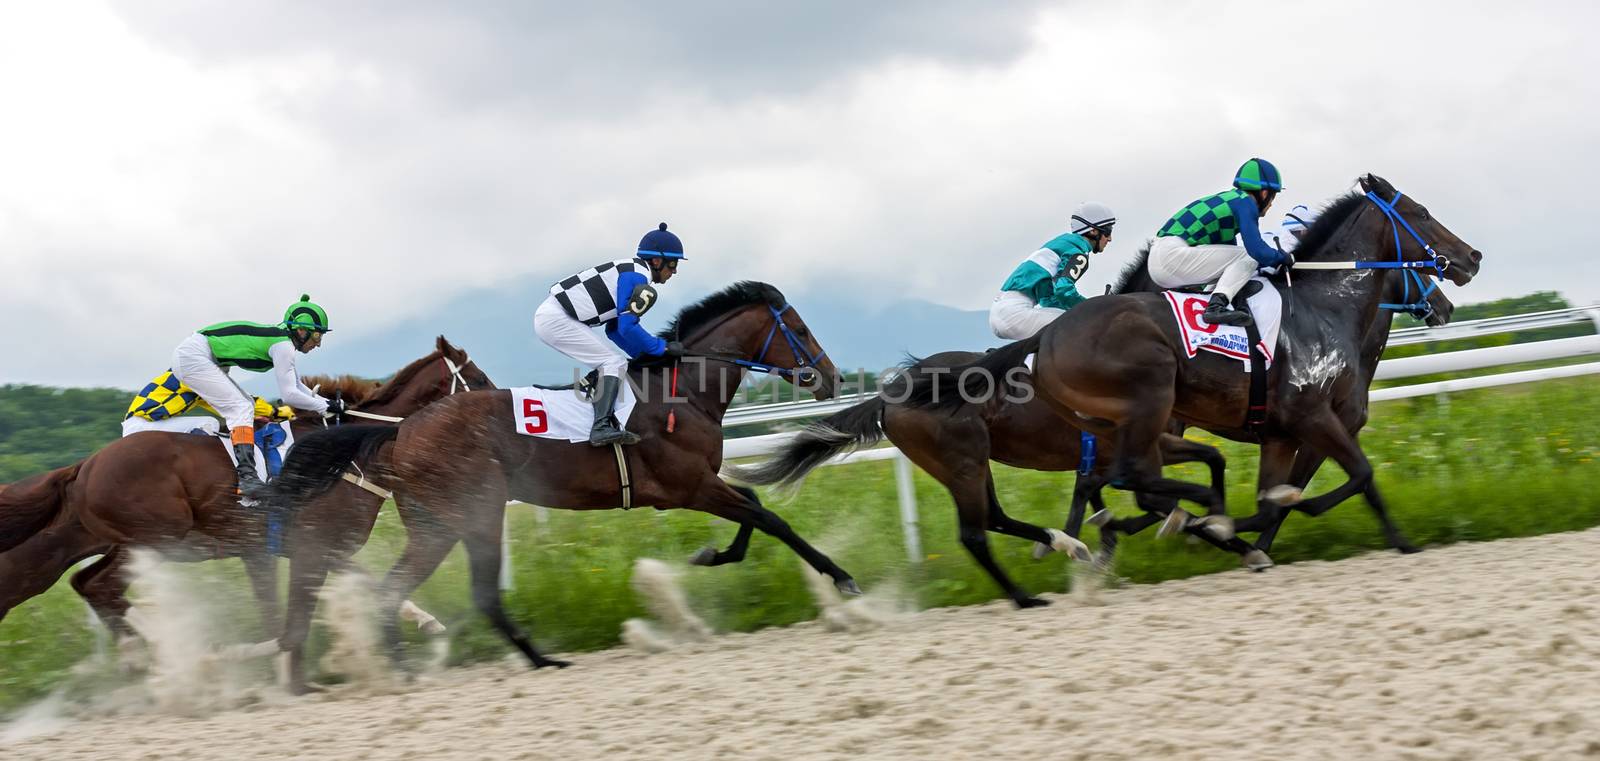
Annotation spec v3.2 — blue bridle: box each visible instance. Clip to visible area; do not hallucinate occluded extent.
[730,303,828,381]
[1363,189,1446,319]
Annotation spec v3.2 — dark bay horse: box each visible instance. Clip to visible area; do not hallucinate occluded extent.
[730,256,1454,605]
[0,337,491,641]
[901,175,1480,553]
[269,282,885,692]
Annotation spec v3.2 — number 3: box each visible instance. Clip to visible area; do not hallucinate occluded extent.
[522,398,548,434]
[1066,254,1089,281]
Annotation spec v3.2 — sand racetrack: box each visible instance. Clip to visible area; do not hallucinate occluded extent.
[8,529,1600,760]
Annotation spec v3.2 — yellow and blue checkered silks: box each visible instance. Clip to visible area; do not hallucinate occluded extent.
[125,369,296,423]
[125,369,208,421]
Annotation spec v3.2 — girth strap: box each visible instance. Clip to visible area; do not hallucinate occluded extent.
[341,470,393,500]
[1243,319,1269,432]
[613,443,633,509]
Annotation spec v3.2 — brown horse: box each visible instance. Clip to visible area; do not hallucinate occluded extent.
[730,254,1454,605]
[0,337,492,641]
[902,175,1481,549]
[270,282,925,692]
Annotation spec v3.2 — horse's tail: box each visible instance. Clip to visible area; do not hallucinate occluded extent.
[725,397,888,488]
[269,425,399,511]
[0,462,81,553]
[901,335,1042,413]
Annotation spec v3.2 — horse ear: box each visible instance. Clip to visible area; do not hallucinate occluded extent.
[435,335,453,355]
[1358,174,1376,192]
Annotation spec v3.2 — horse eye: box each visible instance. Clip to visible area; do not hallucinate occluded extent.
[1419,207,1431,221]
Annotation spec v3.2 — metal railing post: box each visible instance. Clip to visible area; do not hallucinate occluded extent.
[894,453,922,563]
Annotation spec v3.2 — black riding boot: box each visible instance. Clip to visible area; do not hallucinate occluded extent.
[233,443,268,501]
[1203,293,1254,327]
[589,375,641,447]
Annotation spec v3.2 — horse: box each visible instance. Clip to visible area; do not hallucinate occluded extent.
[268,282,947,693]
[0,337,491,644]
[1103,234,1457,555]
[899,174,1480,553]
[729,234,1455,606]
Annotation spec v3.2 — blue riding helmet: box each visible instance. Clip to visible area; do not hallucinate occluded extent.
[638,223,686,260]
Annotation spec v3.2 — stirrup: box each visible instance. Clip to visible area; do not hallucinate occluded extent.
[589,419,641,447]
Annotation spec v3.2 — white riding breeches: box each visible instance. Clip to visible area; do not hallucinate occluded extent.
[989,290,1065,340]
[121,415,222,438]
[171,333,256,430]
[534,296,630,378]
[1147,235,1259,301]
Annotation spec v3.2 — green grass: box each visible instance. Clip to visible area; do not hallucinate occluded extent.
[4,377,1599,713]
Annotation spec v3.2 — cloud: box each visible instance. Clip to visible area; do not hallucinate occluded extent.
[1,1,1595,387]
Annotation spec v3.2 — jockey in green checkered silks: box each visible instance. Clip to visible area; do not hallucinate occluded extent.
[1147,158,1288,327]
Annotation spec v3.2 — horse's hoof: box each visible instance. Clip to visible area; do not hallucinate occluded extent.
[1156,509,1192,539]
[1090,552,1114,573]
[1031,542,1051,561]
[688,547,718,566]
[835,578,864,597]
[1263,485,1304,506]
[1242,549,1274,571]
[1194,515,1235,541]
[1086,509,1113,527]
[534,657,573,669]
[419,619,447,635]
[1397,544,1422,555]
[1046,529,1092,562]
[1015,596,1051,609]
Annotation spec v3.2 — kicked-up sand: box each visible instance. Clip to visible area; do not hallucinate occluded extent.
[7,529,1600,760]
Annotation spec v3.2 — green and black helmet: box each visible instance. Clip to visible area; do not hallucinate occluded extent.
[283,294,331,333]
[1233,158,1284,192]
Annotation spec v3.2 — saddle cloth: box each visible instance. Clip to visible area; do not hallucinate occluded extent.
[121,416,295,482]
[1162,277,1282,370]
[510,382,638,443]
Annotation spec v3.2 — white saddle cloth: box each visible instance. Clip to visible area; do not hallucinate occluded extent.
[510,383,638,443]
[1162,277,1282,370]
[120,416,293,481]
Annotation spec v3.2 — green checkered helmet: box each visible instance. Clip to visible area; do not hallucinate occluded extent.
[1233,158,1283,192]
[283,294,331,333]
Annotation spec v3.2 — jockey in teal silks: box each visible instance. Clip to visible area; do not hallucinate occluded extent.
[989,202,1117,340]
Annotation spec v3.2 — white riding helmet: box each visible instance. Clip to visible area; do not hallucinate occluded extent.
[1281,204,1316,236]
[1070,202,1117,237]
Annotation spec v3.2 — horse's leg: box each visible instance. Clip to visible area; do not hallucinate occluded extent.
[1250,445,1323,554]
[690,477,859,595]
[953,472,1050,608]
[278,490,388,695]
[982,475,1090,563]
[375,500,460,666]
[1152,432,1233,536]
[688,484,758,567]
[1105,409,1228,525]
[1234,438,1299,535]
[70,546,137,640]
[0,523,106,625]
[1287,411,1418,552]
[240,551,281,638]
[459,502,570,669]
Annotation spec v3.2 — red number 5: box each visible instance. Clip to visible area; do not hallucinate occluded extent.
[522,398,548,434]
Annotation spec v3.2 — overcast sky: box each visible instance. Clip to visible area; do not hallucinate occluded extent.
[3,1,1596,387]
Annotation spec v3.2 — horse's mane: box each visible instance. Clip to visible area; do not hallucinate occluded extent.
[658,281,787,340]
[359,346,451,408]
[1109,191,1370,295]
[1110,245,1154,295]
[298,374,382,405]
[1289,191,1365,261]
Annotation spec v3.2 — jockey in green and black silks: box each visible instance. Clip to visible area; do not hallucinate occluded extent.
[1147,158,1287,327]
[989,202,1117,340]
[124,295,340,501]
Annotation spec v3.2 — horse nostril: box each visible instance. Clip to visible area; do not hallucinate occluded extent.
[1470,250,1483,264]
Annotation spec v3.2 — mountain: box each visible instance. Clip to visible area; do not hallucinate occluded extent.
[292,275,999,388]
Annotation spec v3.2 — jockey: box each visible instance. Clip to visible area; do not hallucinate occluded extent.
[1263,204,1315,256]
[535,223,686,447]
[164,295,338,499]
[1148,158,1288,327]
[989,202,1116,340]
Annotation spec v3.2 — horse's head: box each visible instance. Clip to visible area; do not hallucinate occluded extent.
[358,336,495,415]
[1358,174,1482,286]
[1380,267,1456,328]
[673,282,840,400]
